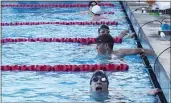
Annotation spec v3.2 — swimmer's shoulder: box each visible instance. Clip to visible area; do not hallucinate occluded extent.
[112,50,122,58]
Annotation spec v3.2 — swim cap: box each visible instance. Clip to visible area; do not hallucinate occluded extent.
[99,24,109,30]
[98,24,110,33]
[88,1,98,7]
[91,5,101,15]
[90,70,109,86]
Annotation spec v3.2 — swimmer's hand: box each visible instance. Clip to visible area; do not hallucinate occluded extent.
[127,32,136,38]
[122,30,135,40]
[147,88,162,96]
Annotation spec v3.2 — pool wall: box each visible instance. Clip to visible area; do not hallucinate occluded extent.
[121,1,170,103]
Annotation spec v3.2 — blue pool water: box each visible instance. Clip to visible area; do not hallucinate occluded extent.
[2,1,157,102]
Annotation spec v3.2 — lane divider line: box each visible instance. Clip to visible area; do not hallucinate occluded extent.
[1,64,129,72]
[2,3,115,8]
[1,37,122,44]
[1,21,118,26]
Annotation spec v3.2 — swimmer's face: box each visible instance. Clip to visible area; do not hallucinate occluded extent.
[90,75,108,92]
[96,43,110,54]
[98,28,110,36]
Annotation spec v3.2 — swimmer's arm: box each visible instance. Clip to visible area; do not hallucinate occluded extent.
[117,30,128,39]
[110,88,161,96]
[147,88,162,96]
[138,88,162,96]
[117,30,135,40]
[114,48,154,57]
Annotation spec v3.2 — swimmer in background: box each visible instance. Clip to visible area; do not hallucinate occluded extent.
[79,1,113,16]
[80,1,99,15]
[91,5,108,21]
[97,24,134,38]
[96,24,135,61]
[91,5,126,21]
[95,34,154,57]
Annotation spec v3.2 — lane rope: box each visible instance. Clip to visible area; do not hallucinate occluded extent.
[1,37,122,44]
[1,21,118,26]
[2,3,115,8]
[1,64,129,72]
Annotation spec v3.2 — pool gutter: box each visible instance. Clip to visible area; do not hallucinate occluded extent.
[120,1,168,103]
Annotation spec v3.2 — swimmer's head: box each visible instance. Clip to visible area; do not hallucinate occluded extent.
[91,5,101,15]
[99,24,110,30]
[96,34,114,54]
[88,1,98,8]
[90,70,109,93]
[98,25,110,35]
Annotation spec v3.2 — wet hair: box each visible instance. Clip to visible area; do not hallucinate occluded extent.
[90,70,109,86]
[96,34,114,50]
[98,25,110,33]
[88,1,98,7]
[100,25,109,30]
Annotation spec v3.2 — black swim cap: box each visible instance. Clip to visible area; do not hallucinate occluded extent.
[98,25,110,33]
[88,1,98,7]
[99,25,109,30]
[90,70,109,86]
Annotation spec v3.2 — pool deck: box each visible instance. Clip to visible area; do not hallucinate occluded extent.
[126,2,170,80]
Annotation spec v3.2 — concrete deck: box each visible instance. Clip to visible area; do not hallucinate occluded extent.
[126,2,170,79]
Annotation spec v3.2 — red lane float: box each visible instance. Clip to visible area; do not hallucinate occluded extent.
[1,3,115,8]
[1,64,129,72]
[1,37,122,44]
[1,21,118,26]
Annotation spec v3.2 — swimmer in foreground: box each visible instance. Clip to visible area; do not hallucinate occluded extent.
[89,70,109,101]
[90,70,109,93]
[90,70,162,101]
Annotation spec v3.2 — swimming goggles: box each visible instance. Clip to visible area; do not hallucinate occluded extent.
[90,2,97,7]
[92,77,107,82]
[99,28,110,34]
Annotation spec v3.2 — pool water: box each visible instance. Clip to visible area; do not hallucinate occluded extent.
[2,1,157,102]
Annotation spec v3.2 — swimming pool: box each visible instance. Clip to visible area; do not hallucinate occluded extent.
[2,1,157,102]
